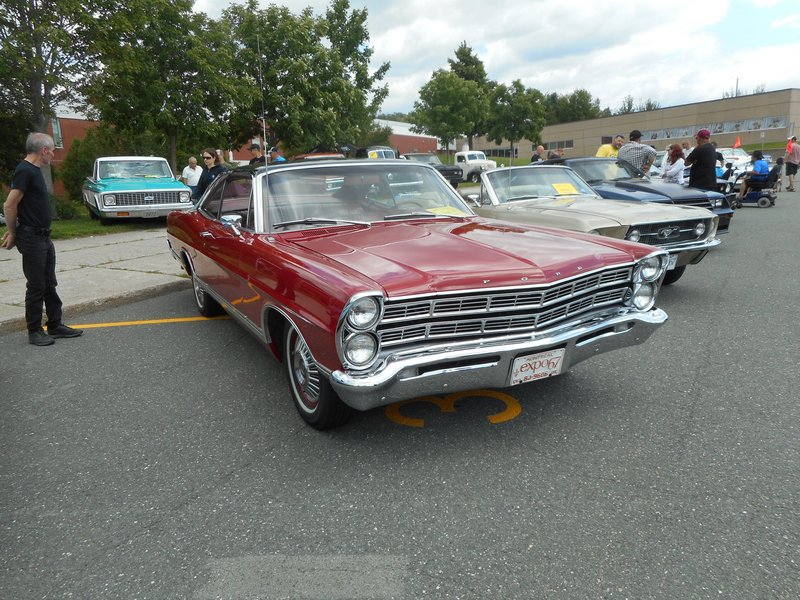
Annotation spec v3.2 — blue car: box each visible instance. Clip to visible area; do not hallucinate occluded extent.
[542,157,733,234]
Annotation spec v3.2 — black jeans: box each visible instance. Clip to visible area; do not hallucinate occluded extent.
[16,227,63,333]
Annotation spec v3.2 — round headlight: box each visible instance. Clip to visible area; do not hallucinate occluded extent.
[180,191,191,203]
[346,296,380,330]
[344,332,378,366]
[103,194,116,206]
[693,222,706,236]
[626,229,641,243]
[632,283,657,310]
[638,256,664,282]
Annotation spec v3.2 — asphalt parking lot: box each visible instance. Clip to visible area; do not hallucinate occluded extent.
[2,195,799,598]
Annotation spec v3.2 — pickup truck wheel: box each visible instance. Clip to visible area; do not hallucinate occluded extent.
[469,172,481,183]
[87,207,99,220]
[284,326,351,430]
[192,271,224,317]
[662,265,685,285]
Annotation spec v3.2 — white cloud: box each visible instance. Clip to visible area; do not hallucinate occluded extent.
[193,0,798,113]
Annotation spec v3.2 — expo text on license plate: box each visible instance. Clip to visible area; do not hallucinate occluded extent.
[510,348,565,386]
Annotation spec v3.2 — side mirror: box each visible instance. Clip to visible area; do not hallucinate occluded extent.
[221,214,243,236]
[465,193,481,208]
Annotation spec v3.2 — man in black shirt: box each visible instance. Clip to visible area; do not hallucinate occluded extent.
[685,128,717,191]
[1,132,83,346]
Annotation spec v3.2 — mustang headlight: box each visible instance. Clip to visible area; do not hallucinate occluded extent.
[103,194,117,207]
[632,283,657,310]
[693,222,706,236]
[346,295,381,330]
[626,228,641,243]
[180,191,191,203]
[344,332,378,366]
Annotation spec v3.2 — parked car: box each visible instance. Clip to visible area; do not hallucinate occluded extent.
[402,152,463,188]
[167,160,670,429]
[470,164,720,286]
[82,156,192,222]
[355,145,397,159]
[454,149,497,183]
[543,157,734,234]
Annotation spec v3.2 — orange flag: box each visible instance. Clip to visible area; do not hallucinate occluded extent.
[733,136,741,148]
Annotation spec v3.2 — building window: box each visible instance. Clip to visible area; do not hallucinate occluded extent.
[51,118,63,148]
[544,140,573,150]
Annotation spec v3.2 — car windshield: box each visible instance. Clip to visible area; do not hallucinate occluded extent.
[484,166,597,203]
[264,163,472,232]
[99,160,172,179]
[406,154,442,165]
[568,159,642,183]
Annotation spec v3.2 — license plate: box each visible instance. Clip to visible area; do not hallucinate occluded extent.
[510,348,565,386]
[666,254,678,270]
[140,210,158,218]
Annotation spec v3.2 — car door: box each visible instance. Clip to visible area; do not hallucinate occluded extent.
[192,173,251,306]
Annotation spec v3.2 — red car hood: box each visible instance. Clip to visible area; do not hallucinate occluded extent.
[287,218,647,297]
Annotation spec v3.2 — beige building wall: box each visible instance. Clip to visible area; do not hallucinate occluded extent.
[471,88,800,160]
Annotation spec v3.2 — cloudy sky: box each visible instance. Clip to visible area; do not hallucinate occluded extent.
[193,0,800,115]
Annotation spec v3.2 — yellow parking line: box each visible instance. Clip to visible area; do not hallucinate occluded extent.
[72,315,230,329]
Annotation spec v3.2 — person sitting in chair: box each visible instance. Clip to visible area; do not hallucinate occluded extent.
[738,150,770,201]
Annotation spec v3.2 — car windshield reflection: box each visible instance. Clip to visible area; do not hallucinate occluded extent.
[263,163,472,232]
[485,166,597,203]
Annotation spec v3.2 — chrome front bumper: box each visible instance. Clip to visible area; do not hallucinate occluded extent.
[330,306,668,411]
[663,237,720,267]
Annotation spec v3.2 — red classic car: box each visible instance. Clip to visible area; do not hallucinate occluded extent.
[167,160,670,429]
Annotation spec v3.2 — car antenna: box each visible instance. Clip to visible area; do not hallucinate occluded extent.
[256,33,270,205]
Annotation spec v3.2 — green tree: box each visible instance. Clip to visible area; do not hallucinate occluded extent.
[486,81,545,162]
[447,41,493,149]
[410,70,487,160]
[448,41,488,85]
[224,0,388,155]
[544,89,609,125]
[616,95,635,115]
[1,0,98,190]
[82,0,257,173]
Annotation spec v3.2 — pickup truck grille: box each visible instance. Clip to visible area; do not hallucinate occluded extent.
[110,191,184,206]
[633,218,713,247]
[378,265,632,348]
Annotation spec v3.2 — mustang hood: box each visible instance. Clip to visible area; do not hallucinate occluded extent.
[497,196,696,223]
[289,219,647,297]
[601,179,715,201]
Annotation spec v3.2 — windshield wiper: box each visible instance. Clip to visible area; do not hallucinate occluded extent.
[273,217,367,229]
[506,194,546,201]
[383,212,450,221]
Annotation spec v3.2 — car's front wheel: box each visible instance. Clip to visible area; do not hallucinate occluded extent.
[192,271,224,317]
[662,266,686,285]
[469,172,481,183]
[284,325,351,430]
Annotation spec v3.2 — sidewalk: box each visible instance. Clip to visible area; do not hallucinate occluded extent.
[0,228,190,334]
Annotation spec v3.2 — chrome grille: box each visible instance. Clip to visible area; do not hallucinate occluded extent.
[378,266,632,348]
[634,219,711,247]
[110,191,184,206]
[672,197,712,209]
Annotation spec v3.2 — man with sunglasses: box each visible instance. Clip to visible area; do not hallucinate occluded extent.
[196,148,228,199]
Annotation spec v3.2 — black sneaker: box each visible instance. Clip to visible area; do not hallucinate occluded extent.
[47,324,84,339]
[29,330,55,346]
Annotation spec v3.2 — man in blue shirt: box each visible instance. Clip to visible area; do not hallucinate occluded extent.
[737,150,770,201]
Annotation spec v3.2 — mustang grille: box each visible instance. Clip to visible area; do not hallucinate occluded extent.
[672,197,712,209]
[378,266,632,348]
[108,191,184,206]
[633,219,712,247]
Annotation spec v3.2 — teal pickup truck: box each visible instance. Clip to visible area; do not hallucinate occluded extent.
[82,156,193,222]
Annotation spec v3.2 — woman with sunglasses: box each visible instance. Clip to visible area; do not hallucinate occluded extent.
[196,147,228,199]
